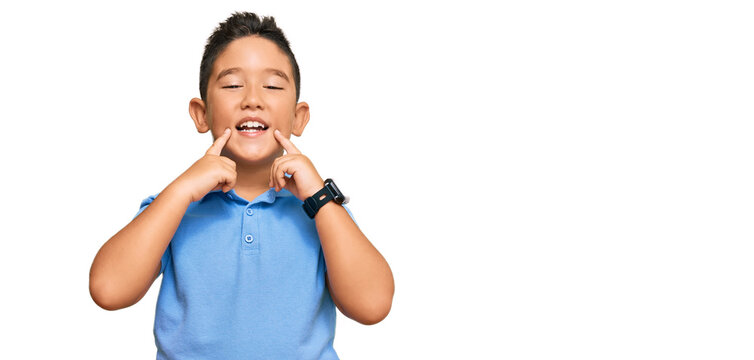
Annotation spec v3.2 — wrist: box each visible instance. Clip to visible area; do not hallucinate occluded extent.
[302,180,325,199]
[164,180,194,204]
[302,178,348,219]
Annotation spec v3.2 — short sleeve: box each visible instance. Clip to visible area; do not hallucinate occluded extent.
[133,193,172,276]
[133,194,157,219]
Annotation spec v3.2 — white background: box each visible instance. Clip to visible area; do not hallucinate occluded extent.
[1,0,752,359]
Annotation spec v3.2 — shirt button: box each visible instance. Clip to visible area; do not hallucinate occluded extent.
[244,234,254,243]
[246,208,254,216]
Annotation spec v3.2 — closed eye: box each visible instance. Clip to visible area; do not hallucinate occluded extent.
[222,85,242,89]
[265,86,284,90]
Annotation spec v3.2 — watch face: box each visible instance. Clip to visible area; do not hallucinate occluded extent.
[326,179,346,204]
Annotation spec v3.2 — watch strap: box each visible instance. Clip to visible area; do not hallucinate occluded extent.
[303,182,335,219]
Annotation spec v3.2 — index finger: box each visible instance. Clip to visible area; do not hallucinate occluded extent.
[273,129,301,155]
[206,128,231,156]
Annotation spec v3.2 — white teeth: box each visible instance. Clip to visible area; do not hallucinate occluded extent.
[238,120,266,128]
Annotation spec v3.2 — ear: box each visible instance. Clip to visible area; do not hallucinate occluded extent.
[189,98,210,133]
[291,101,310,137]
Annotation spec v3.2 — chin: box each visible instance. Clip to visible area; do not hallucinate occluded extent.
[231,149,277,164]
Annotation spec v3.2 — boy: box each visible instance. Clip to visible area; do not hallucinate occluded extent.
[89,12,394,359]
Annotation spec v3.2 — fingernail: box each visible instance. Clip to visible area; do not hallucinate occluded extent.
[224,128,230,134]
[274,129,280,134]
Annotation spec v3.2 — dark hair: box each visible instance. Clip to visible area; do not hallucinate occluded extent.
[199,12,301,102]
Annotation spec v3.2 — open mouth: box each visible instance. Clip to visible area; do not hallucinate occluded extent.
[235,118,269,134]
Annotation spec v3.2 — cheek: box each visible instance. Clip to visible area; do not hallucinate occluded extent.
[268,102,295,120]
[209,101,234,122]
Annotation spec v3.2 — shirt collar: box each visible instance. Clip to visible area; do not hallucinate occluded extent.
[209,187,294,205]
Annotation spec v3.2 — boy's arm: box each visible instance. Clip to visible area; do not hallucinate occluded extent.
[268,130,394,325]
[316,202,394,325]
[90,129,236,311]
[89,184,191,311]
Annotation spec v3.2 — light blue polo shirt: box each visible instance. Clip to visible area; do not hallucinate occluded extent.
[133,187,356,359]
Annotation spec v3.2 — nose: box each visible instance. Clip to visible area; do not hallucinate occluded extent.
[240,85,264,110]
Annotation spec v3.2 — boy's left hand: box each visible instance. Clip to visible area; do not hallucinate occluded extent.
[269,129,325,201]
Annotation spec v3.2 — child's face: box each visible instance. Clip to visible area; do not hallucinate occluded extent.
[191,36,308,164]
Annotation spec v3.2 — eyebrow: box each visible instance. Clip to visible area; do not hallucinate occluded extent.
[215,67,290,82]
[216,67,241,81]
[264,68,290,82]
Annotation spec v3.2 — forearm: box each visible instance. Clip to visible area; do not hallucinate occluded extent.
[315,202,394,325]
[89,183,190,310]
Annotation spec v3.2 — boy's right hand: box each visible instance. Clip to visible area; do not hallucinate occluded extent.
[169,128,237,203]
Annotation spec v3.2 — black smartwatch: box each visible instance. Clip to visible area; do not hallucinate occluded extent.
[303,178,349,218]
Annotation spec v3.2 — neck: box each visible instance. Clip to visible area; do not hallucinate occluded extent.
[231,159,276,202]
